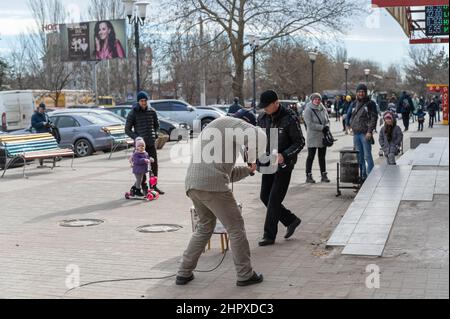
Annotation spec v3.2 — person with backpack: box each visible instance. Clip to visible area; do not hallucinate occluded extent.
[416,106,426,132]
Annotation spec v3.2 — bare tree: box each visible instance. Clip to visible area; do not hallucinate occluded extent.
[25,0,76,107]
[404,46,449,96]
[158,0,361,101]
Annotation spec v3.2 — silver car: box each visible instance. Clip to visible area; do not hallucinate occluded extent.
[49,109,125,157]
[149,100,224,131]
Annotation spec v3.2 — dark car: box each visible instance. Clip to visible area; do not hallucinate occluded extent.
[107,105,190,141]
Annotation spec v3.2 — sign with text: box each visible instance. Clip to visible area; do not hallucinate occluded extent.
[425,6,449,37]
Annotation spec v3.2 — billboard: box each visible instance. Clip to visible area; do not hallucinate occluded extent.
[60,19,127,62]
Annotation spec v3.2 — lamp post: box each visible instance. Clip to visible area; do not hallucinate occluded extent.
[364,68,371,85]
[123,0,149,95]
[308,51,318,94]
[248,35,260,113]
[344,62,350,96]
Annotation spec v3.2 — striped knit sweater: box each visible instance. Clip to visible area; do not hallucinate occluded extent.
[185,117,267,193]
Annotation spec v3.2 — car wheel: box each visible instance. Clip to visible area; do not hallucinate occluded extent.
[74,139,93,157]
[201,118,214,130]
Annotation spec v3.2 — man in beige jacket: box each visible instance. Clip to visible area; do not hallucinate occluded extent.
[177,109,267,287]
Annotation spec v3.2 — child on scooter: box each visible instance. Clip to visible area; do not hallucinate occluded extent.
[130,138,154,198]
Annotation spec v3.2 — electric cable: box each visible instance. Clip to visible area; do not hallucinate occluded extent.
[64,250,228,296]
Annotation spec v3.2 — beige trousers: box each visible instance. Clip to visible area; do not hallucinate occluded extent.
[178,189,254,281]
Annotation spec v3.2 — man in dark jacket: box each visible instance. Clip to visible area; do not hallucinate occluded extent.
[397,91,414,131]
[228,97,243,115]
[257,90,305,247]
[125,91,164,195]
[427,97,438,128]
[31,103,52,134]
[31,103,52,167]
[346,84,378,181]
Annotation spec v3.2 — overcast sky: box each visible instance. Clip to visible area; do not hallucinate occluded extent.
[0,0,447,70]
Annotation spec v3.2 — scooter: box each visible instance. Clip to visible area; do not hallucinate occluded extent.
[125,166,160,201]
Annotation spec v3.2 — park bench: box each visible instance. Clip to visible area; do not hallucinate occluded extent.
[102,125,134,159]
[0,133,74,178]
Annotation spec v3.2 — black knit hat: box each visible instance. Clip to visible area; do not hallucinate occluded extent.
[257,90,279,109]
[38,103,46,109]
[356,84,368,93]
[137,91,149,102]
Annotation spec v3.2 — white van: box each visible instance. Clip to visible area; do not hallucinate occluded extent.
[0,91,36,132]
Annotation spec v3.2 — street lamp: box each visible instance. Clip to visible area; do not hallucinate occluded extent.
[344,62,350,96]
[308,51,318,94]
[248,35,260,113]
[364,68,371,85]
[123,0,149,95]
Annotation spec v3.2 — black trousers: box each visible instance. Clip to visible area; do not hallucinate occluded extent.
[429,114,435,128]
[402,114,410,130]
[306,147,327,174]
[260,168,298,240]
[145,144,158,177]
[418,120,424,131]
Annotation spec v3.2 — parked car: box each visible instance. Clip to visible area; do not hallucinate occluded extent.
[12,109,124,157]
[149,100,224,131]
[106,105,190,141]
[195,105,228,115]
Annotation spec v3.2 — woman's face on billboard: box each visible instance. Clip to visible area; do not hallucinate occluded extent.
[98,23,110,40]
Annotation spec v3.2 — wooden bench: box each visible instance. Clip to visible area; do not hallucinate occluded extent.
[0,133,74,178]
[102,125,134,159]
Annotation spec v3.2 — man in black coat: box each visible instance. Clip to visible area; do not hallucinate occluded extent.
[125,91,164,195]
[257,90,305,246]
[228,97,243,115]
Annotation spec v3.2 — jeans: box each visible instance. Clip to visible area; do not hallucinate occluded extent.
[353,133,374,179]
[306,147,327,174]
[260,168,298,240]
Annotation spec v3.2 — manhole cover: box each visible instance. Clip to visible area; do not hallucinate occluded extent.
[136,224,183,233]
[59,219,104,228]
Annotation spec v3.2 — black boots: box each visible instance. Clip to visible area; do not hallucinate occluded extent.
[307,173,330,183]
[306,173,316,184]
[321,172,331,183]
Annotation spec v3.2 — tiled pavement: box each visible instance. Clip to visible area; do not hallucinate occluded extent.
[0,120,448,299]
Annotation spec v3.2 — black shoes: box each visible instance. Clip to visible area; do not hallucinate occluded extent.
[176,274,194,286]
[236,272,264,287]
[321,172,331,183]
[258,238,275,247]
[306,173,316,184]
[285,218,302,239]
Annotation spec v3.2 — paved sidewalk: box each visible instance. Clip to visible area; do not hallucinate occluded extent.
[0,120,448,299]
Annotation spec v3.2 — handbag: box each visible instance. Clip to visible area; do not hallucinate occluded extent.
[312,109,336,147]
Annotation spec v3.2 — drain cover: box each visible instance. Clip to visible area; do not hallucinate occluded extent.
[136,224,183,233]
[59,219,104,228]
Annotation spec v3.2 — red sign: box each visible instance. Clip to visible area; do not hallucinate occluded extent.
[442,86,449,125]
[427,84,449,125]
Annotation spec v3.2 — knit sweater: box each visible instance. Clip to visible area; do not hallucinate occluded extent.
[185,117,267,193]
